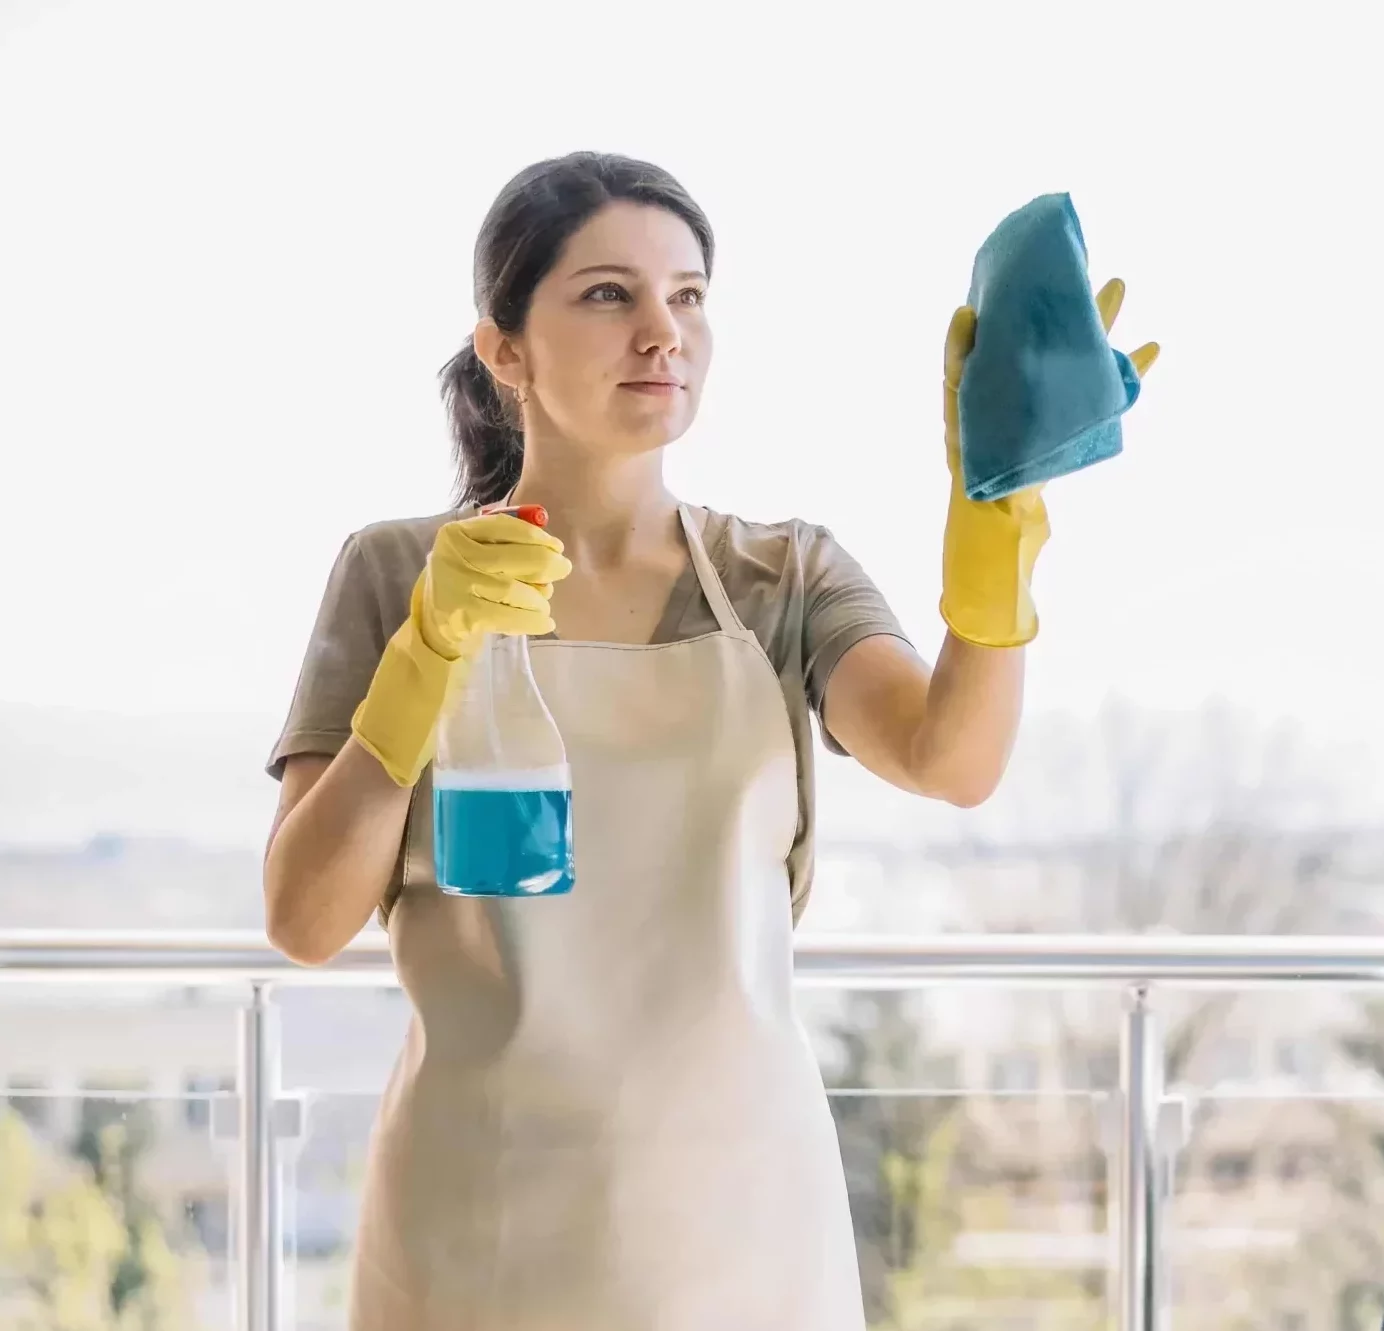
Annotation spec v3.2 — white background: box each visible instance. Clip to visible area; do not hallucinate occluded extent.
[2,0,1381,844]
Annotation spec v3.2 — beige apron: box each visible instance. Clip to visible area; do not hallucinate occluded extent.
[349,507,865,1330]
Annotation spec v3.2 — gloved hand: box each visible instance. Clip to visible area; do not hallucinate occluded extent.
[351,513,572,787]
[940,278,1159,648]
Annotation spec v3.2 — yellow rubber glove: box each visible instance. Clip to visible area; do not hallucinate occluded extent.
[940,278,1160,647]
[351,513,572,787]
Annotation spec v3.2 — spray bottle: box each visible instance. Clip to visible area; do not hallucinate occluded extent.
[432,504,574,896]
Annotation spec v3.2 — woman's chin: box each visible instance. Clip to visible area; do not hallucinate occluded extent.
[602,408,696,454]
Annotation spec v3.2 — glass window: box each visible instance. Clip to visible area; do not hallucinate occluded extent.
[990,1052,1040,1093]
[183,1074,235,1130]
[5,1074,52,1130]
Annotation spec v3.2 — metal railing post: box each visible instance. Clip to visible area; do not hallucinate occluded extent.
[236,981,281,1331]
[1116,985,1165,1331]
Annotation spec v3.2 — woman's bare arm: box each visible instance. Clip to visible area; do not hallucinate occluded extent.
[263,741,414,965]
[822,631,1023,809]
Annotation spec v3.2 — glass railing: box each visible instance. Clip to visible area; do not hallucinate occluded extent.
[4,931,1384,1331]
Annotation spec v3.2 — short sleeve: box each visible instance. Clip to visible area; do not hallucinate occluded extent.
[801,526,911,756]
[265,534,389,781]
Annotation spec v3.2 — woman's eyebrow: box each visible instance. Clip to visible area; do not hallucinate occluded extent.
[569,263,708,283]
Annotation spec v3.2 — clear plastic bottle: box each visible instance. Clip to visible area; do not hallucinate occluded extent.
[432,506,574,897]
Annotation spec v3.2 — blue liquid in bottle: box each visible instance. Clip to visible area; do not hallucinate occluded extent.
[431,505,574,900]
[434,767,574,897]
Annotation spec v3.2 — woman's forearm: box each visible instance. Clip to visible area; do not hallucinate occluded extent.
[908,630,1025,807]
[264,738,414,965]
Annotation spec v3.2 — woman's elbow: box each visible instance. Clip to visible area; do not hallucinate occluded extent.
[914,753,1007,809]
[940,778,999,810]
[263,860,347,967]
[268,924,338,968]
[264,895,337,967]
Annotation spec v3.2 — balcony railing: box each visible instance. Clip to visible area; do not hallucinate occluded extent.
[5,929,1384,1331]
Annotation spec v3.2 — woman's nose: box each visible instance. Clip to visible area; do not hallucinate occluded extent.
[633,298,682,356]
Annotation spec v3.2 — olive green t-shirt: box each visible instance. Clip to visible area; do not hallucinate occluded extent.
[267,507,909,923]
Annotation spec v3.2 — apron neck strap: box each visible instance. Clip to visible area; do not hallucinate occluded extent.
[498,491,745,639]
[678,505,743,637]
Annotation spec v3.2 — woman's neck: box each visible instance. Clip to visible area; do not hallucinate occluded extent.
[510,448,681,568]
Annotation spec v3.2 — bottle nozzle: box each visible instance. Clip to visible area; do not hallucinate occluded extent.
[482,503,549,528]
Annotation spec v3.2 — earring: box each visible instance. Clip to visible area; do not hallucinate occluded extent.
[515,384,529,406]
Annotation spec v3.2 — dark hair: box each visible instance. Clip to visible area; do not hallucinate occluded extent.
[439,152,715,508]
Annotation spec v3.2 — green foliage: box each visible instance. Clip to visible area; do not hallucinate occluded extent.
[827,990,1107,1330]
[0,1106,200,1331]
[865,1105,1104,1331]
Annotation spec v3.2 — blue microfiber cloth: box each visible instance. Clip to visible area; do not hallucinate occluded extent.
[958,193,1142,501]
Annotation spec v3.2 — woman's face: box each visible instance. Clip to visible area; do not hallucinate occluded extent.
[491,201,711,457]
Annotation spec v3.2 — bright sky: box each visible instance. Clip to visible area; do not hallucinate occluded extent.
[2,0,1381,758]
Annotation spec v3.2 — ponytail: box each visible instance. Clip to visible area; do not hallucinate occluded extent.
[439,338,523,508]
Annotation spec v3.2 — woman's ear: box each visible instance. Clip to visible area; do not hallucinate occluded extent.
[473,318,527,395]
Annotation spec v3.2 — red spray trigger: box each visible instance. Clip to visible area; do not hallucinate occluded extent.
[482,503,549,528]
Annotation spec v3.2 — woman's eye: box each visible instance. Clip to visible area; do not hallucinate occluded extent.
[583,283,706,307]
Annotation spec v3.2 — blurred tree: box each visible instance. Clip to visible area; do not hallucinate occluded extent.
[976,701,1384,1331]
[0,1105,197,1331]
[825,699,1384,1330]
[826,991,1106,1329]
[825,990,955,1321]
[948,696,1379,937]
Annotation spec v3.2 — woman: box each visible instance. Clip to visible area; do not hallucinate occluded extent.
[264,151,1157,1329]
